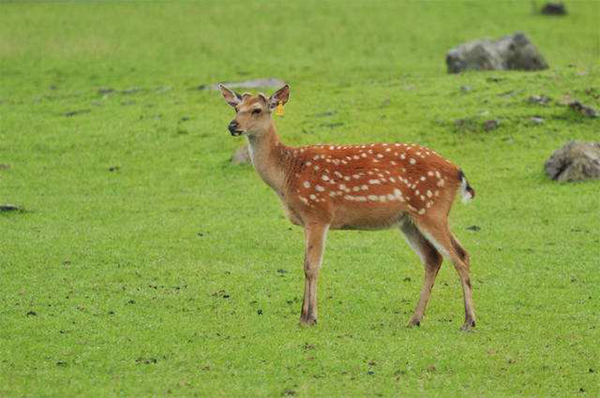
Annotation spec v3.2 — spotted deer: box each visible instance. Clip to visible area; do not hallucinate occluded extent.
[219,84,477,330]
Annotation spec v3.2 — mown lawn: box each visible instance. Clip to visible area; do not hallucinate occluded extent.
[1,1,599,396]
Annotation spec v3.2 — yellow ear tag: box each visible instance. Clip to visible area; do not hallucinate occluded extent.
[275,101,284,116]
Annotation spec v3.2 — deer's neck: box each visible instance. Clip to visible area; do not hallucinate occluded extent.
[246,123,290,192]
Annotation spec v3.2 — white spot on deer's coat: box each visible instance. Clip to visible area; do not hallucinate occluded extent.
[437,179,445,187]
[400,154,406,159]
[426,190,433,198]
[435,171,441,178]
[377,154,383,159]
[303,181,310,188]
[314,165,320,171]
[379,195,387,202]
[322,175,330,181]
[427,171,434,177]
[420,176,426,181]
[369,179,380,184]
[409,158,416,165]
[361,185,369,191]
[387,194,396,201]
[353,186,360,192]
[329,191,337,197]
[352,174,360,179]
[316,185,325,192]
[368,195,378,201]
[418,208,426,215]
[300,197,308,204]
[309,194,316,200]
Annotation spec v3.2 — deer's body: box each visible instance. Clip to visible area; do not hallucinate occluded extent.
[220,85,476,330]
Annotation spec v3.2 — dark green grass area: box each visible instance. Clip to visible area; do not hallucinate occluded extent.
[1,1,599,396]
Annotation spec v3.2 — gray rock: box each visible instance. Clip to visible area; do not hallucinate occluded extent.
[231,145,252,165]
[568,101,598,118]
[544,141,600,182]
[446,32,548,74]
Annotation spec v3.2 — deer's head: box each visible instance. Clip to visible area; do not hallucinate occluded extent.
[219,84,290,137]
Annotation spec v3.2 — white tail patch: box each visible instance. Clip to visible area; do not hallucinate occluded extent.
[460,175,473,204]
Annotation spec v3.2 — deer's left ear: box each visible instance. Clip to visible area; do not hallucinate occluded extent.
[269,84,290,109]
[219,84,242,108]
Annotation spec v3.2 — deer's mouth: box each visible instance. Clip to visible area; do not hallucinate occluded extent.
[230,130,243,136]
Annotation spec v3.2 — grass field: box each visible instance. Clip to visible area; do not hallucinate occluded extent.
[1,1,599,396]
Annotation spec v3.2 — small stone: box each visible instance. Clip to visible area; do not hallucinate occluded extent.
[528,95,551,105]
[530,117,544,124]
[483,119,500,131]
[541,2,567,15]
[0,204,23,212]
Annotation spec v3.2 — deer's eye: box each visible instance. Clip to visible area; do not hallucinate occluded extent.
[252,108,262,115]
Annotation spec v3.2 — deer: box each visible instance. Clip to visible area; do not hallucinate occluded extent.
[219,84,477,330]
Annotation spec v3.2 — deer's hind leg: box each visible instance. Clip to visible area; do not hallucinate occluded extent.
[413,217,476,331]
[399,220,443,327]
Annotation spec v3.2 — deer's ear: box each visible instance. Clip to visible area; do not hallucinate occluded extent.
[219,84,242,108]
[269,84,290,109]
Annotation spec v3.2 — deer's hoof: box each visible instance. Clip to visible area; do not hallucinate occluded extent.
[299,317,317,327]
[460,319,476,332]
[406,318,421,328]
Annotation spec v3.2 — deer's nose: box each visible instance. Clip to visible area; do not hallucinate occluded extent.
[228,120,241,136]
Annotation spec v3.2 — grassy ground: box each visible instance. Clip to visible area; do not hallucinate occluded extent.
[1,1,599,396]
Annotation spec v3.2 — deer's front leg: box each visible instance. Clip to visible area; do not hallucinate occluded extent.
[300,222,329,326]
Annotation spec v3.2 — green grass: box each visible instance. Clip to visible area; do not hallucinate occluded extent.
[1,1,599,396]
